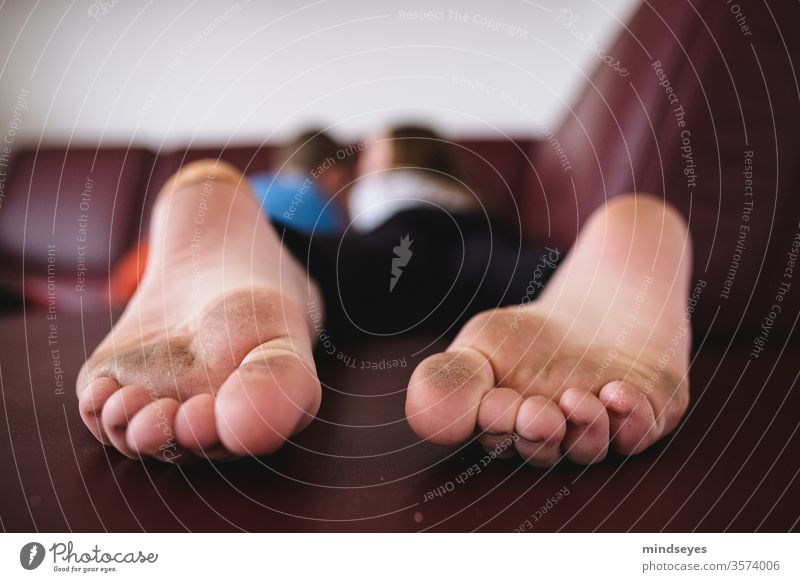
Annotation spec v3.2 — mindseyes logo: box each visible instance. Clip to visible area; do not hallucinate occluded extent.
[390,234,413,292]
[20,542,46,570]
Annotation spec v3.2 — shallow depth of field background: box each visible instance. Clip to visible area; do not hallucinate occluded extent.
[0,0,637,148]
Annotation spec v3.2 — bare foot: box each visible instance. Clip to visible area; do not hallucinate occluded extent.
[405,194,692,465]
[76,160,321,462]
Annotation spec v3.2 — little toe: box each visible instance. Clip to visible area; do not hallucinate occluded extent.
[559,388,609,464]
[600,381,657,455]
[101,384,155,459]
[215,350,321,457]
[405,348,496,445]
[126,398,188,463]
[477,387,523,456]
[78,377,120,445]
[514,395,567,467]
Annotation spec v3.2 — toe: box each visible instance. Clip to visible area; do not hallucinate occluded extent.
[175,394,221,454]
[600,381,657,455]
[126,398,188,462]
[405,348,496,445]
[174,394,235,460]
[101,384,155,459]
[514,395,567,467]
[78,377,120,445]
[215,352,321,457]
[477,387,523,456]
[559,388,609,464]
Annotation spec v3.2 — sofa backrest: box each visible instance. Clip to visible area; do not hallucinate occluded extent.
[140,139,535,232]
[0,138,536,311]
[524,0,800,338]
[0,147,153,279]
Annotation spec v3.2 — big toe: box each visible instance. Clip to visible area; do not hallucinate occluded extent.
[405,348,496,445]
[215,353,320,457]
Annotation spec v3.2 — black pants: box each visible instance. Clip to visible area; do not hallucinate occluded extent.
[278,208,561,340]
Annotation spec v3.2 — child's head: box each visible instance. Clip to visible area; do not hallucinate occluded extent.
[279,129,354,198]
[358,124,463,183]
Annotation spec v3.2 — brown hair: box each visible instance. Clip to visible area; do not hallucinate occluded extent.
[280,129,352,172]
[386,125,463,181]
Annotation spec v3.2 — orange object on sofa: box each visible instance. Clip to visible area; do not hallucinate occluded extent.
[107,241,149,306]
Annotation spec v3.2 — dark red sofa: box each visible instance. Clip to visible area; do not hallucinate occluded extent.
[0,0,798,532]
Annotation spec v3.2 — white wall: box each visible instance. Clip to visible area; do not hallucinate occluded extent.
[0,0,639,149]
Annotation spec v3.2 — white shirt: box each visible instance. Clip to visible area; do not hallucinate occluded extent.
[348,170,476,232]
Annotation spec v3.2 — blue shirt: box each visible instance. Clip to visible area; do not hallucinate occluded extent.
[248,171,345,234]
